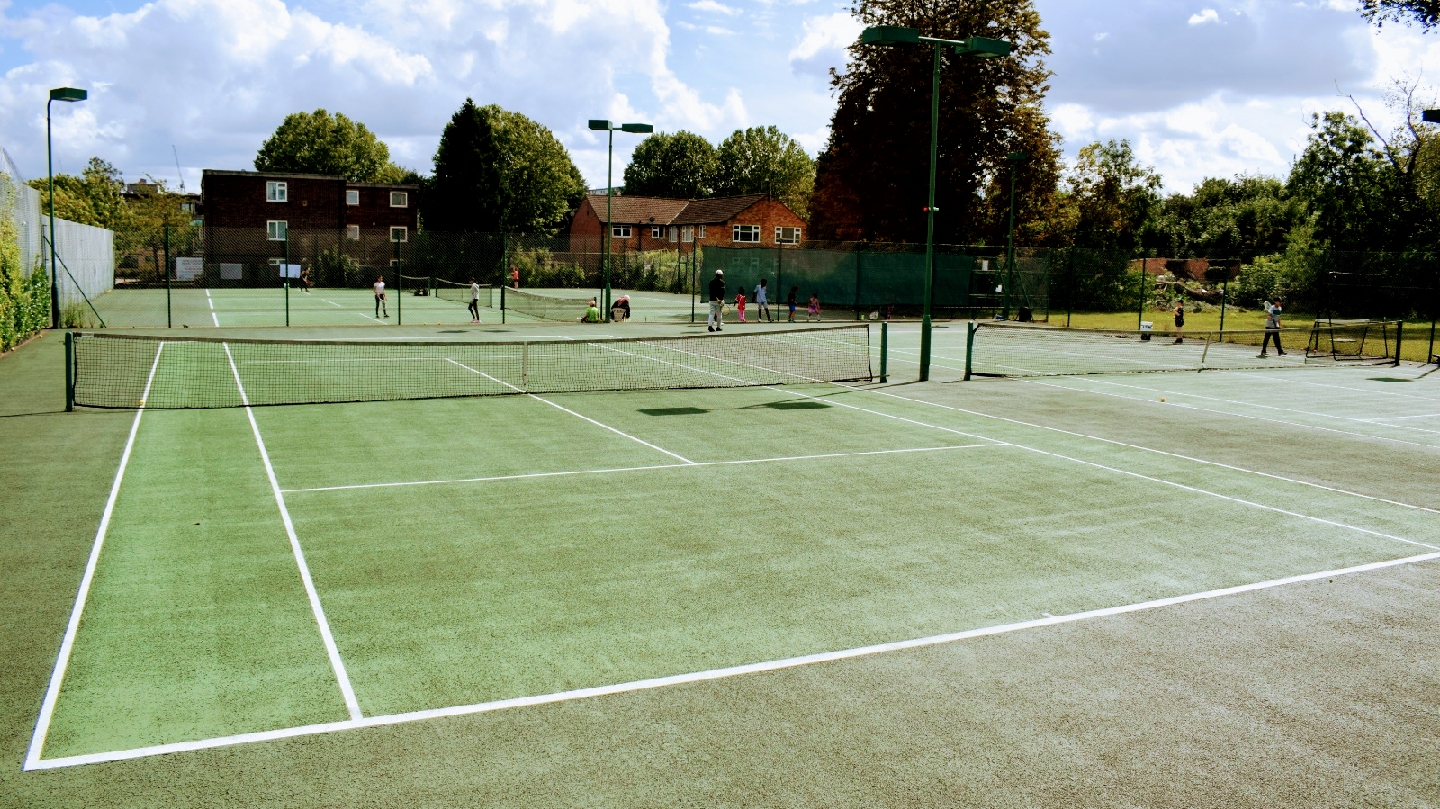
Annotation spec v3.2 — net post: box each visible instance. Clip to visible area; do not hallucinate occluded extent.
[964,320,976,381]
[64,331,74,411]
[880,320,888,382]
[284,233,290,327]
[163,224,172,329]
[395,239,403,326]
[521,341,529,390]
[1198,336,1211,371]
[1135,258,1147,330]
[1394,319,1403,366]
[501,285,506,325]
[854,249,862,321]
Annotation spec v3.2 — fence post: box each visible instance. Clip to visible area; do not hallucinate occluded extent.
[395,238,403,326]
[65,331,74,411]
[1218,277,1228,339]
[854,249,862,321]
[1428,281,1437,364]
[879,320,888,383]
[1394,320,1404,367]
[1136,257,1147,331]
[284,232,290,327]
[964,320,976,381]
[163,224,172,329]
[501,285,506,325]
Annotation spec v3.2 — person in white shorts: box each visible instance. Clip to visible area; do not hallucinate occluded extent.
[373,276,388,318]
[468,280,481,323]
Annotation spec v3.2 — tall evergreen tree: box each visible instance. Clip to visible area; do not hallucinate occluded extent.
[809,0,1058,244]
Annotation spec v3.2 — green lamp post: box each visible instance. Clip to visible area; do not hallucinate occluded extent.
[1002,150,1027,320]
[588,119,654,319]
[47,87,88,329]
[860,26,1010,381]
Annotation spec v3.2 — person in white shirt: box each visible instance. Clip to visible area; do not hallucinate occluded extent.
[373,276,388,318]
[755,279,771,322]
[468,280,481,323]
[1258,299,1285,357]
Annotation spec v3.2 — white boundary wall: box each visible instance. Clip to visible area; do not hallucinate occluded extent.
[2,148,114,307]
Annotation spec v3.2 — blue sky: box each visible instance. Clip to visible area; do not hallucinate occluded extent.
[0,0,1433,193]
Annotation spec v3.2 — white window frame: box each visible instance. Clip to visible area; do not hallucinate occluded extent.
[775,226,801,245]
[668,226,679,243]
[681,225,694,243]
[732,224,760,243]
[346,225,360,241]
[611,225,631,239]
[390,226,408,243]
[266,220,287,241]
[390,191,409,208]
[265,181,287,202]
[651,225,662,238]
[698,225,706,239]
[346,189,360,206]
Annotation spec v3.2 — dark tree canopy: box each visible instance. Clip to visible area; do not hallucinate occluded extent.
[809,0,1060,244]
[1360,0,1440,28]
[255,110,396,183]
[423,99,586,235]
[623,131,717,198]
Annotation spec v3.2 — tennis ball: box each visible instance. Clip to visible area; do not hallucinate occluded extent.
[1160,397,1166,402]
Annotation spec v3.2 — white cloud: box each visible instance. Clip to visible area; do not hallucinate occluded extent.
[1187,8,1221,25]
[687,1,739,15]
[788,11,861,78]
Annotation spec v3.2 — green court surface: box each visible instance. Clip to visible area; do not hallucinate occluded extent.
[3,325,1439,806]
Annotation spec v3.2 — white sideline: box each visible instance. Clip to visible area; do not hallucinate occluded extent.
[24,550,1440,771]
[24,341,166,771]
[205,289,218,327]
[443,358,694,464]
[283,444,996,494]
[223,343,363,721]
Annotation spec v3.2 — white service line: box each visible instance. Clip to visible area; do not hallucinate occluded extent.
[284,444,996,494]
[24,342,166,771]
[25,549,1440,771]
[205,289,218,327]
[444,358,694,464]
[1230,371,1440,402]
[223,344,363,722]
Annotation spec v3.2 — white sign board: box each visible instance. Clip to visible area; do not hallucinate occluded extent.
[280,263,302,279]
[220,264,243,280]
[175,257,203,281]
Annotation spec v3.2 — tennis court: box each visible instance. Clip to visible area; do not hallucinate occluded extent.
[17,319,1439,789]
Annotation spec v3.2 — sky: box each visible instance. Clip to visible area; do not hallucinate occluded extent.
[1,0,1437,195]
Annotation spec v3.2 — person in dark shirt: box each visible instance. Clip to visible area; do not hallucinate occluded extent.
[707,270,726,332]
[611,294,631,321]
[786,285,799,323]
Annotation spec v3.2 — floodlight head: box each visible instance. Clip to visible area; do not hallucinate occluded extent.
[620,123,654,134]
[1424,109,1440,123]
[861,25,920,46]
[588,119,612,131]
[955,37,1011,58]
[49,87,87,103]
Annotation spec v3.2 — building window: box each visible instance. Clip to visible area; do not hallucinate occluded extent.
[698,225,706,239]
[346,225,360,241]
[732,224,760,243]
[180,202,195,213]
[266,220,287,241]
[390,226,408,243]
[669,226,679,243]
[265,181,287,202]
[611,225,631,239]
[390,191,409,208]
[651,226,662,238]
[346,189,360,206]
[775,226,802,245]
[681,225,694,243]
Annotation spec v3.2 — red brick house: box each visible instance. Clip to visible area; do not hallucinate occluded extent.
[569,193,805,252]
[200,169,419,284]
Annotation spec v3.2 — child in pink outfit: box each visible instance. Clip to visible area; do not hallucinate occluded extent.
[735,289,747,323]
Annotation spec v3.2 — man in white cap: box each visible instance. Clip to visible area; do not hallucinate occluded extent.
[707,269,726,332]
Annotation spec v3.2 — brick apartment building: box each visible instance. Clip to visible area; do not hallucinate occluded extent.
[569,193,805,252]
[200,169,419,284]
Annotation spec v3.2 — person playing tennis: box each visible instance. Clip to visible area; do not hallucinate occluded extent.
[1258,298,1285,357]
[468,279,482,323]
[755,279,771,322]
[787,285,799,323]
[806,293,821,322]
[735,287,747,323]
[373,275,388,318]
[707,269,726,332]
[1173,303,1185,344]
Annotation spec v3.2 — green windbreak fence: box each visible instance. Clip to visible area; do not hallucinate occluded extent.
[704,246,1051,319]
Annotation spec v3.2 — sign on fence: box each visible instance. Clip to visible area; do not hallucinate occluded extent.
[175,257,202,281]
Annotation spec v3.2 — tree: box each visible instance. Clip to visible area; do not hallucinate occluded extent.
[422,99,586,234]
[622,131,717,198]
[255,109,393,182]
[1360,0,1440,28]
[809,0,1059,244]
[712,126,815,219]
[1150,175,1305,258]
[28,157,130,230]
[1063,139,1161,251]
[1286,111,1405,250]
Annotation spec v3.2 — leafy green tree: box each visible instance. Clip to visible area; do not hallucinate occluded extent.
[623,131,717,198]
[423,99,586,234]
[1286,112,1406,250]
[255,109,391,182]
[375,163,425,184]
[28,157,130,230]
[1360,0,1440,28]
[712,126,815,218]
[809,0,1058,243]
[1064,139,1161,251]
[1151,175,1305,258]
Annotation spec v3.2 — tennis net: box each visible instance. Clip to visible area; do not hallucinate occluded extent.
[503,288,594,321]
[434,279,495,307]
[67,326,874,409]
[965,321,1402,378]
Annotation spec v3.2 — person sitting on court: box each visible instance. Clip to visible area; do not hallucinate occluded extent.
[610,295,631,321]
[581,299,603,323]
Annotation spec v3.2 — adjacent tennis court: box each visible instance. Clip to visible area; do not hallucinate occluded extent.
[21,321,1439,776]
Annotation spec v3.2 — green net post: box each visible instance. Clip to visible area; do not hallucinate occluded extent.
[500,285,506,324]
[395,239,403,326]
[854,250,862,321]
[690,250,697,324]
[1428,283,1437,364]
[880,320,888,382]
[964,320,976,381]
[64,331,74,411]
[284,233,290,327]
[1394,320,1403,366]
[163,224,172,329]
[1135,259,1146,330]
[1218,277,1228,339]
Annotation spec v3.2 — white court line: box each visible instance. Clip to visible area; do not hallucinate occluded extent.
[205,289,218,327]
[223,344,363,722]
[284,444,996,494]
[443,358,694,464]
[848,386,1440,517]
[24,342,166,771]
[1363,413,1440,421]
[1232,372,1440,402]
[25,549,1440,771]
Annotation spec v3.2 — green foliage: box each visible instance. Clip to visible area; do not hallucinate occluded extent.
[255,109,391,182]
[375,163,425,184]
[1151,175,1306,257]
[810,0,1059,243]
[623,131,717,199]
[1,173,50,350]
[1360,0,1440,28]
[311,248,361,288]
[1064,139,1161,251]
[713,126,815,218]
[1285,112,1402,250]
[27,157,130,230]
[424,99,586,235]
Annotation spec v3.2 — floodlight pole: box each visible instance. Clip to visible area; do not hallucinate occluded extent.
[1002,152,1025,320]
[589,119,653,320]
[46,88,88,328]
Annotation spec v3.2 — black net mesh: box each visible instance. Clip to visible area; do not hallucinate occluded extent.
[502,288,595,321]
